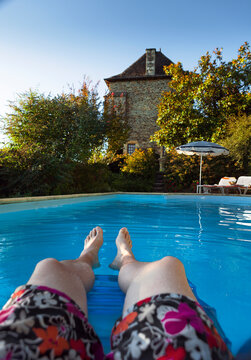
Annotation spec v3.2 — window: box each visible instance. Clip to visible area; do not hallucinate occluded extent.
[127,143,136,155]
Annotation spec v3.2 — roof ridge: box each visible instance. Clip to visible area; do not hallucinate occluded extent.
[105,49,174,82]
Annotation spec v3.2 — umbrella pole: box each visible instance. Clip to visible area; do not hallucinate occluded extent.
[199,154,202,193]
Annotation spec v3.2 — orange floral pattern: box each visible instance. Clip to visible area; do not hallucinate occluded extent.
[0,285,104,359]
[0,285,233,360]
[11,289,25,299]
[33,326,69,356]
[112,312,137,335]
[107,293,233,360]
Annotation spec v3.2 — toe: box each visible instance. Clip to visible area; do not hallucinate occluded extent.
[96,226,102,235]
[120,227,128,235]
[90,228,96,237]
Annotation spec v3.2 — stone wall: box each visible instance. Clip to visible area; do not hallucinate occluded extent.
[107,78,171,154]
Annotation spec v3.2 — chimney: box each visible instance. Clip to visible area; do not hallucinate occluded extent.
[145,48,156,75]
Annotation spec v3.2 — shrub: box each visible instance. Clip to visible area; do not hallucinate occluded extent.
[111,172,154,192]
[0,147,73,197]
[109,148,158,192]
[220,114,251,174]
[0,147,112,197]
[163,150,244,192]
[121,149,158,178]
[69,162,112,194]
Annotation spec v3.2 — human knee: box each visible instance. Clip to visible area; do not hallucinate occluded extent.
[160,256,185,271]
[61,260,95,287]
[35,258,62,273]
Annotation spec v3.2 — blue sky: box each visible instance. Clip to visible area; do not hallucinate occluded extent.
[0,0,250,142]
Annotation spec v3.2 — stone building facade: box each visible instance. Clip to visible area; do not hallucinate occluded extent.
[104,48,173,158]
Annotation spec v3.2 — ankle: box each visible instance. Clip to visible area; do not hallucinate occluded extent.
[121,254,135,267]
[78,250,95,263]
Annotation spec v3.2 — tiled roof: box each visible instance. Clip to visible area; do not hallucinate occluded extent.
[105,50,173,82]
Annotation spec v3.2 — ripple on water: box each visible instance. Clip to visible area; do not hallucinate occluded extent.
[0,194,250,355]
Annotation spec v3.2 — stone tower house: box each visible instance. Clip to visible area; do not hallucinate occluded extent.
[104,48,173,157]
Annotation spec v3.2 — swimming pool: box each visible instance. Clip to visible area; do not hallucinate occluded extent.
[0,194,250,355]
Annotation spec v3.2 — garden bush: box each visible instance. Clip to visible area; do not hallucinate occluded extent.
[0,148,72,197]
[68,162,112,194]
[116,149,158,191]
[163,150,244,192]
[111,172,154,192]
[121,148,158,177]
[0,148,113,197]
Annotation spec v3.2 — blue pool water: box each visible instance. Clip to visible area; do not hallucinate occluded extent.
[0,194,250,355]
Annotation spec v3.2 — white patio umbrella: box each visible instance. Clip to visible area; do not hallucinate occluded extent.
[175,141,229,192]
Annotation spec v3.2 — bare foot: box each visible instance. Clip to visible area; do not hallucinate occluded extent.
[109,227,135,270]
[80,226,103,268]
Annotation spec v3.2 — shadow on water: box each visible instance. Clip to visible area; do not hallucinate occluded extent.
[235,338,251,360]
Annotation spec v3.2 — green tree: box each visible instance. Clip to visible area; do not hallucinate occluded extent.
[152,42,251,149]
[4,82,105,163]
[103,93,130,157]
[0,82,106,196]
[220,114,251,174]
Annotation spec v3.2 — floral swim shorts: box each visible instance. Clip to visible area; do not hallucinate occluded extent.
[107,293,233,360]
[0,285,104,359]
[0,285,233,359]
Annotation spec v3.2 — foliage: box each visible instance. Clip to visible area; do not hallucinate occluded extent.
[102,149,158,192]
[103,93,130,156]
[54,162,112,194]
[0,150,112,197]
[111,172,154,192]
[121,148,158,178]
[107,154,127,173]
[3,82,105,163]
[0,82,110,197]
[152,42,251,149]
[162,150,244,192]
[220,114,251,174]
[0,147,73,196]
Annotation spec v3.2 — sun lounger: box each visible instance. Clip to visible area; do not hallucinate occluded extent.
[198,176,251,195]
[230,176,251,195]
[197,177,236,194]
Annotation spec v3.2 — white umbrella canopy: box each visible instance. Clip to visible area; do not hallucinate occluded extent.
[175,141,229,192]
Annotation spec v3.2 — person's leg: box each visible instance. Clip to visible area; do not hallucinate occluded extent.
[108,228,233,360]
[109,227,196,314]
[27,226,103,315]
[1,227,105,359]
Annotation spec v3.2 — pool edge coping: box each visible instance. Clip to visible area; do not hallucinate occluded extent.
[0,191,250,205]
